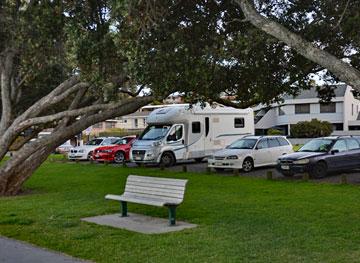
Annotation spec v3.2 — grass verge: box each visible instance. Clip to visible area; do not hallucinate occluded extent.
[1,161,360,262]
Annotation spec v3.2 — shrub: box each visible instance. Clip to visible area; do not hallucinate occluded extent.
[290,119,333,138]
[267,128,283,135]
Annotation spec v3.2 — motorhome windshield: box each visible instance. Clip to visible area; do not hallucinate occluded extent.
[139,125,171,140]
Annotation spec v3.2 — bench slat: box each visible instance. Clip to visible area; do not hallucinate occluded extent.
[126,181,186,192]
[125,187,184,199]
[123,193,183,203]
[125,184,184,196]
[128,175,187,187]
[105,194,182,206]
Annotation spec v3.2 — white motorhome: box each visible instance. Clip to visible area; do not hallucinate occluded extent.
[130,104,254,166]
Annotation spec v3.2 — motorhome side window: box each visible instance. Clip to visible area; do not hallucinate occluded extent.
[234,118,245,128]
[167,125,183,142]
[192,122,201,133]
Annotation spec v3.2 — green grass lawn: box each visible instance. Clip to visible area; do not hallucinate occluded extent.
[1,161,360,262]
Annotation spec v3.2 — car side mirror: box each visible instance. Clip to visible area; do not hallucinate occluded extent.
[331,149,339,155]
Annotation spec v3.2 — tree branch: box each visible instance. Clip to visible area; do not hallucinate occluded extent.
[334,0,350,29]
[119,84,146,97]
[235,0,360,91]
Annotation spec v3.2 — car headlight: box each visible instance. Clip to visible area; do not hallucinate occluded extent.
[226,155,238,160]
[152,141,162,147]
[78,149,85,153]
[293,159,309,164]
[103,149,113,153]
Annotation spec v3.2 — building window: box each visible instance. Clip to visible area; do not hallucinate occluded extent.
[93,122,103,129]
[320,102,336,113]
[295,104,310,114]
[192,122,201,133]
[333,123,344,131]
[143,118,146,126]
[352,104,354,115]
[278,107,285,116]
[134,119,138,128]
[105,122,115,129]
[234,118,245,128]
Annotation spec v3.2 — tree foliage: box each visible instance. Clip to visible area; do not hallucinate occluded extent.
[290,119,333,138]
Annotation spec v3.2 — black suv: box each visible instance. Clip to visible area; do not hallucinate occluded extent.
[277,136,360,178]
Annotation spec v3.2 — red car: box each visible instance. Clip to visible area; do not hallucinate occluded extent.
[92,136,136,164]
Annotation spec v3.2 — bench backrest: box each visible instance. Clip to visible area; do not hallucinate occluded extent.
[124,175,188,204]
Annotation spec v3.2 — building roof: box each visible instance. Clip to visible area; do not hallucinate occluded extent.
[282,84,347,100]
[124,111,151,117]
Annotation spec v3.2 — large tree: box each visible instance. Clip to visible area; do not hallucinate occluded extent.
[0,1,164,196]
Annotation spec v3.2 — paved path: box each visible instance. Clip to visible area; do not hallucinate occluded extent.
[0,237,89,263]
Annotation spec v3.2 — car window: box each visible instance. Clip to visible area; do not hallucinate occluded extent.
[346,138,360,150]
[85,139,103,145]
[332,139,347,152]
[277,137,289,146]
[110,138,119,144]
[227,138,257,149]
[256,139,268,149]
[102,139,112,145]
[268,138,280,148]
[167,125,183,142]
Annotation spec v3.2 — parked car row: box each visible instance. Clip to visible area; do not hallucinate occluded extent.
[65,134,360,179]
[68,136,137,163]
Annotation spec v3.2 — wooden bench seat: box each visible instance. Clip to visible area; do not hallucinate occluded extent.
[105,175,188,226]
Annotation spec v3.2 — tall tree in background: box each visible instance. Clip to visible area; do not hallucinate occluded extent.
[0,1,162,196]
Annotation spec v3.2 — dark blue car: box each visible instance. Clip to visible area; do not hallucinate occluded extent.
[277,136,360,178]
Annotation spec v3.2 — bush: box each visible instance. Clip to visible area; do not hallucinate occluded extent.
[267,128,283,135]
[290,119,333,138]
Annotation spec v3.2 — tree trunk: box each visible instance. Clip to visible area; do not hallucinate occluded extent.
[0,95,154,196]
[0,145,53,196]
[236,0,360,91]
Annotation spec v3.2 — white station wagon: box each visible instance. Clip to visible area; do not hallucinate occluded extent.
[208,136,293,172]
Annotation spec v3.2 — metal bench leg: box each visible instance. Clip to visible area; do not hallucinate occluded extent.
[120,201,128,217]
[168,206,176,226]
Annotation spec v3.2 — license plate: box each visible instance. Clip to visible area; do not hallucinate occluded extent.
[134,156,141,160]
[281,165,290,170]
[215,162,223,166]
[95,155,100,158]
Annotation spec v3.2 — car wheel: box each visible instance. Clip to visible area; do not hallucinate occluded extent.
[114,151,125,164]
[311,161,327,178]
[87,151,93,161]
[160,152,175,167]
[242,158,254,172]
[214,168,225,172]
[194,158,204,163]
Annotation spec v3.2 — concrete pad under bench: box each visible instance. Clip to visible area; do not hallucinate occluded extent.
[81,213,197,234]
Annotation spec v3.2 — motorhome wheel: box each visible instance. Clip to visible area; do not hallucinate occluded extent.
[160,152,175,167]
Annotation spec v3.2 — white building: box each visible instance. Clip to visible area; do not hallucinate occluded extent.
[254,85,360,135]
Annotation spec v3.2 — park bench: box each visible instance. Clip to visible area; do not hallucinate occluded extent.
[105,175,188,226]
